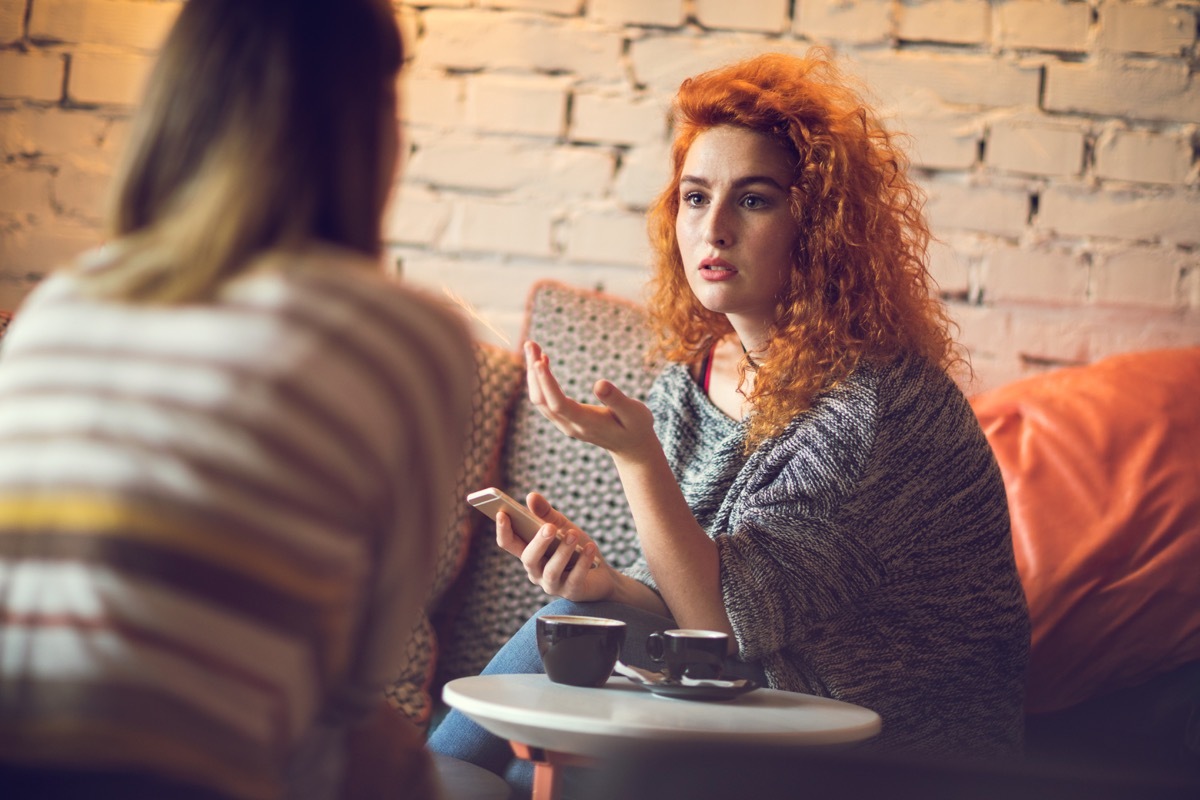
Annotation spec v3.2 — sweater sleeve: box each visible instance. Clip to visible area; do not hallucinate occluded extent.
[715,371,889,662]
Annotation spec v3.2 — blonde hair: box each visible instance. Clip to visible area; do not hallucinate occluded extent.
[646,51,963,449]
[89,0,403,304]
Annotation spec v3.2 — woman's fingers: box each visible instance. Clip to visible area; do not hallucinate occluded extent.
[520,340,549,410]
[494,511,526,559]
[526,492,571,529]
[519,523,564,580]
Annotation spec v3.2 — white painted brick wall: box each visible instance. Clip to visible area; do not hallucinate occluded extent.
[445,198,557,258]
[1093,129,1193,185]
[0,217,102,297]
[897,0,990,45]
[29,0,180,51]
[67,51,154,106]
[795,0,893,45]
[0,51,64,101]
[994,0,1090,52]
[564,208,649,265]
[571,91,668,145]
[927,238,972,297]
[922,179,1030,238]
[405,135,615,199]
[405,136,538,192]
[384,185,453,246]
[1091,247,1185,309]
[485,0,583,14]
[587,0,685,28]
[0,109,108,158]
[417,10,624,82]
[1096,1,1196,56]
[1039,187,1200,247]
[987,118,1086,177]
[897,111,980,170]
[0,1,23,44]
[856,52,1041,108]
[463,74,570,137]
[982,247,1088,304]
[52,157,110,222]
[401,74,465,130]
[1,0,1197,393]
[613,142,671,208]
[0,168,54,216]
[694,0,789,34]
[629,36,807,96]
[1044,60,1200,123]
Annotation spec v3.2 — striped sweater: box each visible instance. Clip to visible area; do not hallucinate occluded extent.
[0,245,474,799]
[625,356,1030,758]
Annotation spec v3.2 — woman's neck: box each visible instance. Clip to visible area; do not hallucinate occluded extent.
[701,334,757,422]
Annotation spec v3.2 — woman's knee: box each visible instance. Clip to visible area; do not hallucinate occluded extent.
[534,598,594,618]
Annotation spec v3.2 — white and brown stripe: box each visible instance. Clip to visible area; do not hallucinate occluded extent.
[0,245,474,799]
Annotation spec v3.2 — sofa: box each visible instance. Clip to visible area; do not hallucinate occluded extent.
[385,279,1200,785]
[3,281,1198,786]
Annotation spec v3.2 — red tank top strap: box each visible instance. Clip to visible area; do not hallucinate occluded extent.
[698,343,718,393]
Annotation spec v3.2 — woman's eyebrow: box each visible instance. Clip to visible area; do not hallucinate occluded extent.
[679,174,787,191]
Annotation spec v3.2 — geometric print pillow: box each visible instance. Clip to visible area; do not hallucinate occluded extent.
[385,340,523,726]
[431,281,660,686]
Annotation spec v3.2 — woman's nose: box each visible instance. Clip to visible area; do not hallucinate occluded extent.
[703,203,733,248]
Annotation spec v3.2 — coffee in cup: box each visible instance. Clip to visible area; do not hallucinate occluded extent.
[646,628,728,682]
[537,615,626,687]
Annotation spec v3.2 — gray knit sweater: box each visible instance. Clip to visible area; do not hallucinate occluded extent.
[624,354,1030,758]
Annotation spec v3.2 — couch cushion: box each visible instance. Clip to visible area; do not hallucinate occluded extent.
[385,341,523,726]
[433,281,660,684]
[970,347,1200,714]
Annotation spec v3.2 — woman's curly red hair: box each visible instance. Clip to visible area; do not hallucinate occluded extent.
[646,50,963,449]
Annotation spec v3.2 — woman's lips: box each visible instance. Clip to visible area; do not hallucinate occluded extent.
[699,259,737,281]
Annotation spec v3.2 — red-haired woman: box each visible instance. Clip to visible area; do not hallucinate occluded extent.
[430,51,1030,788]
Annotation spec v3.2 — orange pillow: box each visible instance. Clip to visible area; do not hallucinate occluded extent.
[970,348,1200,714]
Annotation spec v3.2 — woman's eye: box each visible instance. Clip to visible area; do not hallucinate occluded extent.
[741,194,767,209]
[683,191,706,207]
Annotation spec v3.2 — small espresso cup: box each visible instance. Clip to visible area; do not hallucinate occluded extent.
[536,615,626,687]
[646,628,728,682]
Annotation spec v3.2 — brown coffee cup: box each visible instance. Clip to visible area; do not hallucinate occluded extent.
[536,615,626,687]
[646,628,727,682]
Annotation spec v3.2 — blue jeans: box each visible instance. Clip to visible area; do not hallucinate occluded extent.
[426,598,766,797]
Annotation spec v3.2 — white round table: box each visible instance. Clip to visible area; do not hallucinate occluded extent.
[442,673,881,800]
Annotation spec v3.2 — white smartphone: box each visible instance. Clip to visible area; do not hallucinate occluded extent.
[466,487,598,570]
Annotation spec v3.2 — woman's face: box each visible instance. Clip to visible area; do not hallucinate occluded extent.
[675,125,797,330]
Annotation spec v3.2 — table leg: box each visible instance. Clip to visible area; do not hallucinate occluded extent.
[508,742,595,800]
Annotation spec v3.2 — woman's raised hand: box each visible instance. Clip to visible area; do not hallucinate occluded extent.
[524,341,656,460]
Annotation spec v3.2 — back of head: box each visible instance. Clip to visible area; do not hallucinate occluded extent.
[96,0,403,303]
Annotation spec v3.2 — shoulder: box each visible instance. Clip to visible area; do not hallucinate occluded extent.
[648,361,692,399]
[249,247,474,381]
[290,247,471,349]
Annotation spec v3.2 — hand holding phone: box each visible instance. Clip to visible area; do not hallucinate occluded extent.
[466,488,598,570]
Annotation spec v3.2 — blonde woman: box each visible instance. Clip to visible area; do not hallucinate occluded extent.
[0,2,473,799]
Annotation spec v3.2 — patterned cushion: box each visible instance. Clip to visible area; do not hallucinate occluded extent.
[385,340,523,726]
[433,280,660,686]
